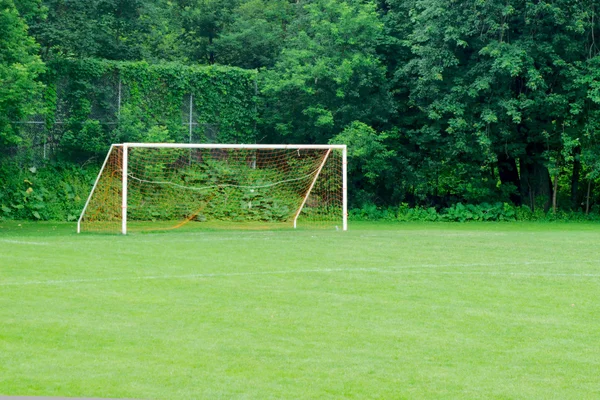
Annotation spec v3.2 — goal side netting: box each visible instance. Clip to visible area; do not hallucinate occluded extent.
[77,144,347,233]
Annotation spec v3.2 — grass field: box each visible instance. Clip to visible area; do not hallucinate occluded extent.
[1,221,600,399]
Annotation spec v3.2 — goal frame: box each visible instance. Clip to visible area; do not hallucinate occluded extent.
[77,143,348,234]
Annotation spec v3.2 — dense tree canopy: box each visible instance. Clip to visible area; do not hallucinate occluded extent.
[4,0,600,216]
[381,0,600,209]
[260,0,393,144]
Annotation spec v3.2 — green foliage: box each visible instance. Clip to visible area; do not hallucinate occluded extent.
[174,0,241,64]
[349,202,600,223]
[32,0,289,65]
[0,0,45,148]
[396,204,440,222]
[213,0,292,69]
[203,186,293,223]
[4,0,600,216]
[43,59,258,158]
[0,161,95,221]
[442,203,516,222]
[382,0,600,210]
[61,119,108,155]
[349,204,397,222]
[333,122,394,184]
[331,121,396,205]
[260,0,393,144]
[13,0,44,23]
[30,0,181,61]
[126,160,300,224]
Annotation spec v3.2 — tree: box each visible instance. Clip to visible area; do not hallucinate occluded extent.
[0,0,45,148]
[30,0,180,61]
[174,0,241,64]
[575,55,600,212]
[213,0,293,69]
[384,0,600,209]
[260,0,393,144]
[331,121,396,205]
[13,0,45,24]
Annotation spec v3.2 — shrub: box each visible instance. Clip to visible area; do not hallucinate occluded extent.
[0,161,96,221]
[349,202,599,223]
[397,203,439,222]
[442,202,516,222]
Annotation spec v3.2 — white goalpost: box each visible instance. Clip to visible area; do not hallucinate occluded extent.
[78,143,347,234]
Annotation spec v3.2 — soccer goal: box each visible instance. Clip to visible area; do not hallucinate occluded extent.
[77,143,347,234]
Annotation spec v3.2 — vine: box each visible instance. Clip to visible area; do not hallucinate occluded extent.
[43,59,258,159]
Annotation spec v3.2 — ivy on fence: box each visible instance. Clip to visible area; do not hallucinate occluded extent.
[42,58,258,160]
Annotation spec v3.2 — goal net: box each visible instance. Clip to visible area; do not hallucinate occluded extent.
[78,143,347,234]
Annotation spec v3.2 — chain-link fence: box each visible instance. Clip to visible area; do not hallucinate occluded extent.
[8,91,221,166]
[5,62,256,166]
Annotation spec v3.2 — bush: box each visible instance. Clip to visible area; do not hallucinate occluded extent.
[442,202,516,222]
[0,161,96,221]
[349,202,600,223]
[349,204,397,221]
[397,203,439,222]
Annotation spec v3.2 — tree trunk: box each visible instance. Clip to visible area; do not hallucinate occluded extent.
[209,35,215,64]
[552,174,558,213]
[497,153,521,205]
[571,146,581,210]
[586,180,592,215]
[519,144,552,212]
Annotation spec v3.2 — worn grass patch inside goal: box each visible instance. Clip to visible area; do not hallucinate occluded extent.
[1,221,599,399]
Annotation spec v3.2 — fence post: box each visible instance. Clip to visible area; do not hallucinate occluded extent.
[189,94,193,143]
[117,74,122,118]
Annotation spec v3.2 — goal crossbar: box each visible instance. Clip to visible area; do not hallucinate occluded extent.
[122,143,347,150]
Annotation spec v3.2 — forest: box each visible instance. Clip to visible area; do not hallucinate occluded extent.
[2,0,600,221]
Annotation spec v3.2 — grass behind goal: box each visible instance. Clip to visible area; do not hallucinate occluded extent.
[1,221,600,398]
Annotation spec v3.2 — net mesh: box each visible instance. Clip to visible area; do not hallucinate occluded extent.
[79,145,344,233]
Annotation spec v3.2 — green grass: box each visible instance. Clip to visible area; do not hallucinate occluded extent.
[1,221,600,399]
